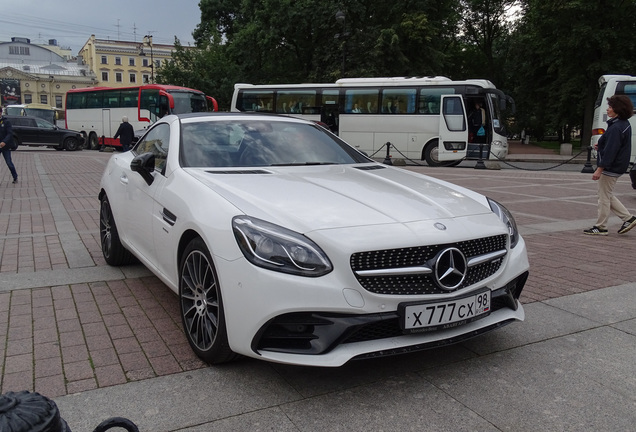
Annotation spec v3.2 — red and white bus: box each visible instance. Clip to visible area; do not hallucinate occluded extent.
[65,84,218,149]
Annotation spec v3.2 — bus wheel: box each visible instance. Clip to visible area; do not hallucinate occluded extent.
[80,132,90,150]
[88,133,99,150]
[423,141,443,167]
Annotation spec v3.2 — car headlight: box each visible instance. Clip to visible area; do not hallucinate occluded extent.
[488,198,519,248]
[232,216,333,277]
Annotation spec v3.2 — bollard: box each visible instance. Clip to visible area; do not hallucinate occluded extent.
[474,142,486,169]
[581,145,594,173]
[0,390,139,432]
[383,142,393,165]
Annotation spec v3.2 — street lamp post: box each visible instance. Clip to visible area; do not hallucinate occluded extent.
[143,35,154,84]
[335,10,348,77]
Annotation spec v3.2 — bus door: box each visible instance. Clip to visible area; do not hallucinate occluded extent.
[102,109,112,142]
[438,95,468,161]
[321,101,340,134]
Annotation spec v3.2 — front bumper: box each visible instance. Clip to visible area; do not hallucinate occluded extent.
[251,271,527,365]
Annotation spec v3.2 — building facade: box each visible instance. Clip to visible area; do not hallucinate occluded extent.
[0,37,96,109]
[78,35,175,88]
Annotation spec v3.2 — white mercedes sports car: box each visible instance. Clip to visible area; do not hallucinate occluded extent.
[99,112,529,367]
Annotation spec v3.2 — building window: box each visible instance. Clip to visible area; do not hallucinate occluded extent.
[24,94,32,104]
[115,72,123,82]
[101,72,109,81]
[143,74,150,84]
[101,55,108,64]
[115,57,122,65]
[40,95,48,104]
[154,60,161,68]
[129,73,136,83]
[55,95,63,108]
[129,57,135,66]
[142,58,149,67]
[9,46,30,55]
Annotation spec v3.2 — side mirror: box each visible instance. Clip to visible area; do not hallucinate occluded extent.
[130,152,155,185]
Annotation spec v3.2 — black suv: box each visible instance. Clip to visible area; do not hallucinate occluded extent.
[6,115,84,151]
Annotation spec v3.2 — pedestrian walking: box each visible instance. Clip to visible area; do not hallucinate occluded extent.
[0,115,18,184]
[584,94,636,236]
[113,116,135,152]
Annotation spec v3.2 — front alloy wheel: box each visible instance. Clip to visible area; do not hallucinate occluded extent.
[180,237,236,364]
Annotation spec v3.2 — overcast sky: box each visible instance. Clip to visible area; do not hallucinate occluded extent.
[0,0,203,54]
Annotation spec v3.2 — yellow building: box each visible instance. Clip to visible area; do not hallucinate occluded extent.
[0,37,96,110]
[79,34,175,87]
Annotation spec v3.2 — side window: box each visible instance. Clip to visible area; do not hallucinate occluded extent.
[135,123,171,172]
[419,87,455,114]
[344,89,378,113]
[618,83,636,112]
[381,88,416,114]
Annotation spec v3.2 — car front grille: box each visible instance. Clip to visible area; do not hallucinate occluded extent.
[350,235,507,295]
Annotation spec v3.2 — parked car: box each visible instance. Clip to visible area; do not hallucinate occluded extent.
[98,112,530,367]
[7,115,84,151]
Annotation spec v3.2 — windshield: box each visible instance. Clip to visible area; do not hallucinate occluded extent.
[168,91,208,114]
[488,93,507,136]
[180,120,372,168]
[5,107,56,124]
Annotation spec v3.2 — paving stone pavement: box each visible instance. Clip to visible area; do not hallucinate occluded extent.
[1,147,635,431]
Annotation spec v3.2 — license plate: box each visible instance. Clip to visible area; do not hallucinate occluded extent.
[400,290,491,333]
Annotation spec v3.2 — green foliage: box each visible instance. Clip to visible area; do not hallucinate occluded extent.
[506,0,636,144]
[158,0,636,139]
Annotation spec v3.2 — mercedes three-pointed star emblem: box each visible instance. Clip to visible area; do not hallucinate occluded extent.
[434,247,467,291]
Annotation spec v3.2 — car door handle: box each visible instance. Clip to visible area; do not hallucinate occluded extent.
[120,173,129,185]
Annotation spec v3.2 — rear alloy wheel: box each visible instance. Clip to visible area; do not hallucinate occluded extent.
[180,237,236,364]
[99,195,136,265]
[64,136,80,151]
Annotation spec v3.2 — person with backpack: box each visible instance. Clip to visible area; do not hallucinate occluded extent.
[0,114,18,184]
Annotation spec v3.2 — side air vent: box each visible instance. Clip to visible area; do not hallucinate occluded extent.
[354,165,386,171]
[206,170,271,174]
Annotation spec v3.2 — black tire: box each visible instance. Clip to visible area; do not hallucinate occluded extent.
[100,195,136,266]
[423,140,463,167]
[423,141,443,167]
[179,237,236,364]
[89,133,99,150]
[80,133,90,150]
[64,136,80,151]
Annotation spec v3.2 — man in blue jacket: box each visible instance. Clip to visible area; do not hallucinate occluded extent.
[0,115,18,184]
[584,95,635,235]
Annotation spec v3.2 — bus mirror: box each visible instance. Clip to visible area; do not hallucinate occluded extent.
[207,96,219,112]
[505,96,516,114]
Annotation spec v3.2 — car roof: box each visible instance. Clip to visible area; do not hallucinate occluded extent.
[174,112,311,123]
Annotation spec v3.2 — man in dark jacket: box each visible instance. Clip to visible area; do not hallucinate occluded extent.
[0,115,18,184]
[113,116,135,152]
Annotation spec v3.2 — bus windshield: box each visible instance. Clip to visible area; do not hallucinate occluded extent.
[169,91,208,114]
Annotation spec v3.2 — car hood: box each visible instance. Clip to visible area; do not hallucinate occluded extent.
[186,164,492,233]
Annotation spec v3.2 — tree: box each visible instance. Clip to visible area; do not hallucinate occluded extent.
[507,0,636,144]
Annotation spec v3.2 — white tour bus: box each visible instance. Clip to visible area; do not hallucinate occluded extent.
[591,74,636,164]
[231,76,514,166]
